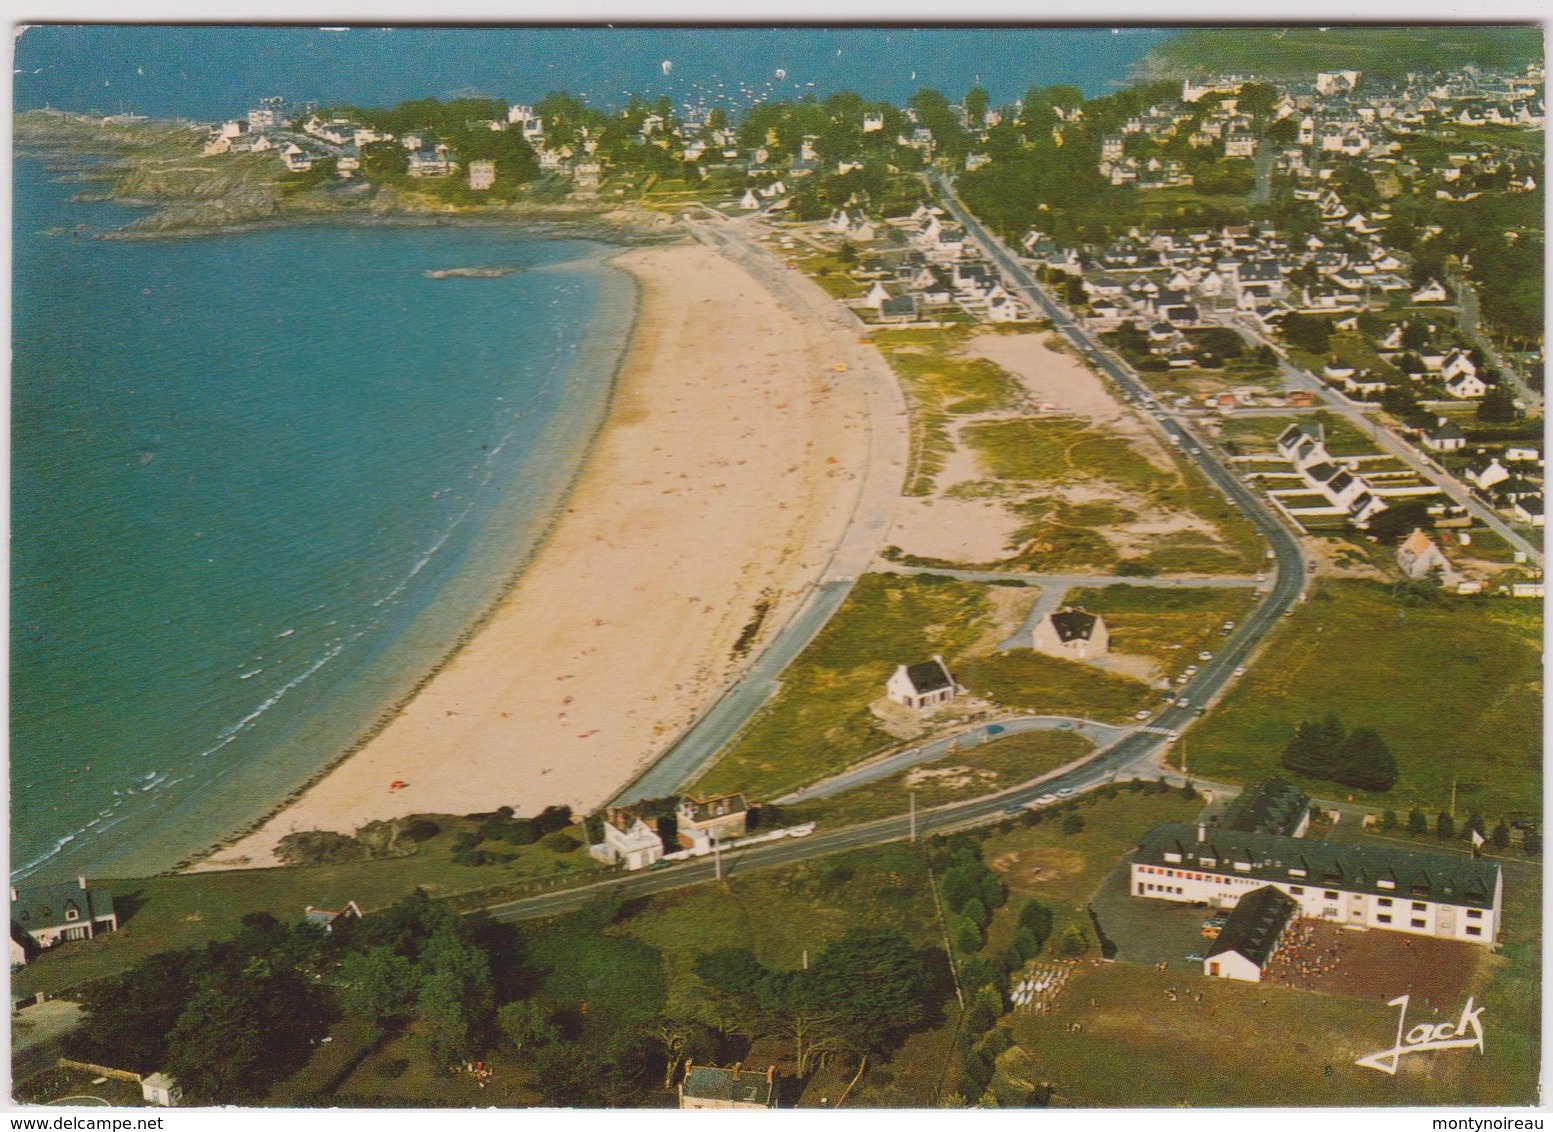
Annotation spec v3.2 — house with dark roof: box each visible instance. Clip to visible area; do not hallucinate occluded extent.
[1031,607,1110,661]
[679,1063,778,1109]
[1132,822,1502,947]
[886,655,958,710]
[1205,885,1297,981]
[10,877,118,964]
[1220,778,1311,838]
[304,900,363,934]
[676,793,749,851]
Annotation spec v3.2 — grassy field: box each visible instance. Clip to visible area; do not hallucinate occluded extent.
[784,729,1095,828]
[874,328,1025,495]
[956,650,1155,724]
[12,815,601,998]
[1065,584,1259,672]
[691,573,997,802]
[1219,412,1378,457]
[964,418,1172,494]
[1177,579,1543,817]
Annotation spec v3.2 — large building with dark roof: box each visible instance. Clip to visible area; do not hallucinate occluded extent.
[1206,884,1298,981]
[1132,822,1501,947]
[10,877,118,964]
[679,1063,778,1110]
[1220,778,1312,838]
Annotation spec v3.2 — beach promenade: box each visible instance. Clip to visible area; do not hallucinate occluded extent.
[196,238,900,869]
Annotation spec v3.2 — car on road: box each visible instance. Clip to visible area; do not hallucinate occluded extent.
[1266,550,1277,560]
[1134,709,1152,720]
[1056,721,1075,730]
[1034,794,1058,806]
[1222,620,1236,631]
[1189,446,1201,454]
[1005,803,1028,815]
[1233,665,1247,677]
[1176,697,1190,708]
[986,723,1006,736]
[1056,787,1076,798]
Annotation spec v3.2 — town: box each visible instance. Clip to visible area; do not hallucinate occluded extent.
[12,27,1543,1111]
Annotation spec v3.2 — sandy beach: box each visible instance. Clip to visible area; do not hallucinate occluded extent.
[198,240,871,868]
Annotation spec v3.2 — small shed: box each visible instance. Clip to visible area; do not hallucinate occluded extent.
[142,1072,182,1107]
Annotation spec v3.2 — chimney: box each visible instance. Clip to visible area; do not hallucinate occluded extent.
[732,1064,741,1080]
[1197,822,1207,843]
[78,875,88,890]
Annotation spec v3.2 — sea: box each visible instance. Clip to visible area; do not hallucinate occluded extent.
[12,157,635,880]
[11,26,1162,882]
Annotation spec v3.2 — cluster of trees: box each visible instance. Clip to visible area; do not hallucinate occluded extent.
[937,840,1009,958]
[1282,713,1399,791]
[1277,312,1334,355]
[1385,807,1540,855]
[65,891,524,1103]
[694,927,947,1077]
[452,804,574,866]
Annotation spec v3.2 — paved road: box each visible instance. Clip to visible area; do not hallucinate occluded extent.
[773,714,1131,803]
[1447,269,1541,413]
[1216,311,1545,567]
[611,212,910,805]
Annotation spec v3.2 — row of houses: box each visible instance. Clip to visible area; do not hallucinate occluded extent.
[590,793,753,871]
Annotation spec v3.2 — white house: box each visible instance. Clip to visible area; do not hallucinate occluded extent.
[1464,455,1511,491]
[141,1073,182,1108]
[1133,823,1503,947]
[1421,417,1467,453]
[1411,279,1451,304]
[281,143,314,173]
[10,877,118,960]
[739,189,761,211]
[589,806,664,871]
[1446,371,1489,399]
[1031,607,1109,660]
[886,656,958,710]
[1396,528,1455,581]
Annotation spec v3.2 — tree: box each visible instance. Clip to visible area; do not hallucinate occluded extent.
[1523,828,1541,856]
[953,917,985,956]
[339,945,422,1025]
[962,898,991,930]
[1491,820,1511,851]
[940,862,984,913]
[416,927,495,1064]
[1335,727,1398,791]
[1019,901,1054,951]
[66,949,198,1073]
[1437,811,1456,841]
[1477,386,1517,423]
[965,86,990,127]
[498,999,560,1053]
[1381,382,1420,417]
[1382,810,1398,832]
[1280,313,1333,354]
[1408,807,1429,835]
[1283,714,1345,779]
[1061,811,1086,835]
[1056,925,1088,958]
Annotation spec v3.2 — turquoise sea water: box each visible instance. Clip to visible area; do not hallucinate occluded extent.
[11,159,635,880]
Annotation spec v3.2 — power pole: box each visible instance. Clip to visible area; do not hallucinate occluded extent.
[713,830,722,882]
[909,790,917,842]
[1450,779,1458,821]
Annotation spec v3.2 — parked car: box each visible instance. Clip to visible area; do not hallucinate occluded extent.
[1056,787,1076,798]
[1134,709,1152,720]
[1035,794,1059,806]
[1198,651,1214,661]
[1233,666,1247,677]
[1006,803,1028,815]
[1184,665,1199,676]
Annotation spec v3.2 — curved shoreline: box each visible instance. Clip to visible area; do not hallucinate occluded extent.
[192,238,876,871]
[171,247,644,874]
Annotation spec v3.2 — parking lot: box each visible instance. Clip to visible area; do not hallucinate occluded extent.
[1089,860,1211,967]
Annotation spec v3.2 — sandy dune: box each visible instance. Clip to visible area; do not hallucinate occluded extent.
[197,241,869,868]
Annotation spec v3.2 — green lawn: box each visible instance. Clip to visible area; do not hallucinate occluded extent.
[874,328,1025,496]
[784,729,1095,828]
[956,650,1154,724]
[1178,579,1543,817]
[691,573,997,802]
[12,816,601,998]
[1065,584,1259,670]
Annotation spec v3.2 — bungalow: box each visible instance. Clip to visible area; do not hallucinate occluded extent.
[1421,417,1467,453]
[886,655,958,710]
[862,280,894,311]
[1396,528,1454,581]
[676,794,749,852]
[1204,885,1298,982]
[1343,371,1389,399]
[407,145,455,178]
[1441,349,1478,382]
[589,806,664,871]
[281,143,314,173]
[1445,371,1488,399]
[679,1063,778,1110]
[304,900,363,934]
[1032,607,1109,661]
[739,189,761,211]
[878,294,919,324]
[1411,278,1451,304]
[1464,455,1511,491]
[10,877,118,962]
[1512,496,1544,527]
[141,1074,182,1108]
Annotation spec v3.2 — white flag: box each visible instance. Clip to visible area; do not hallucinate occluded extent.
[1471,829,1485,848]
